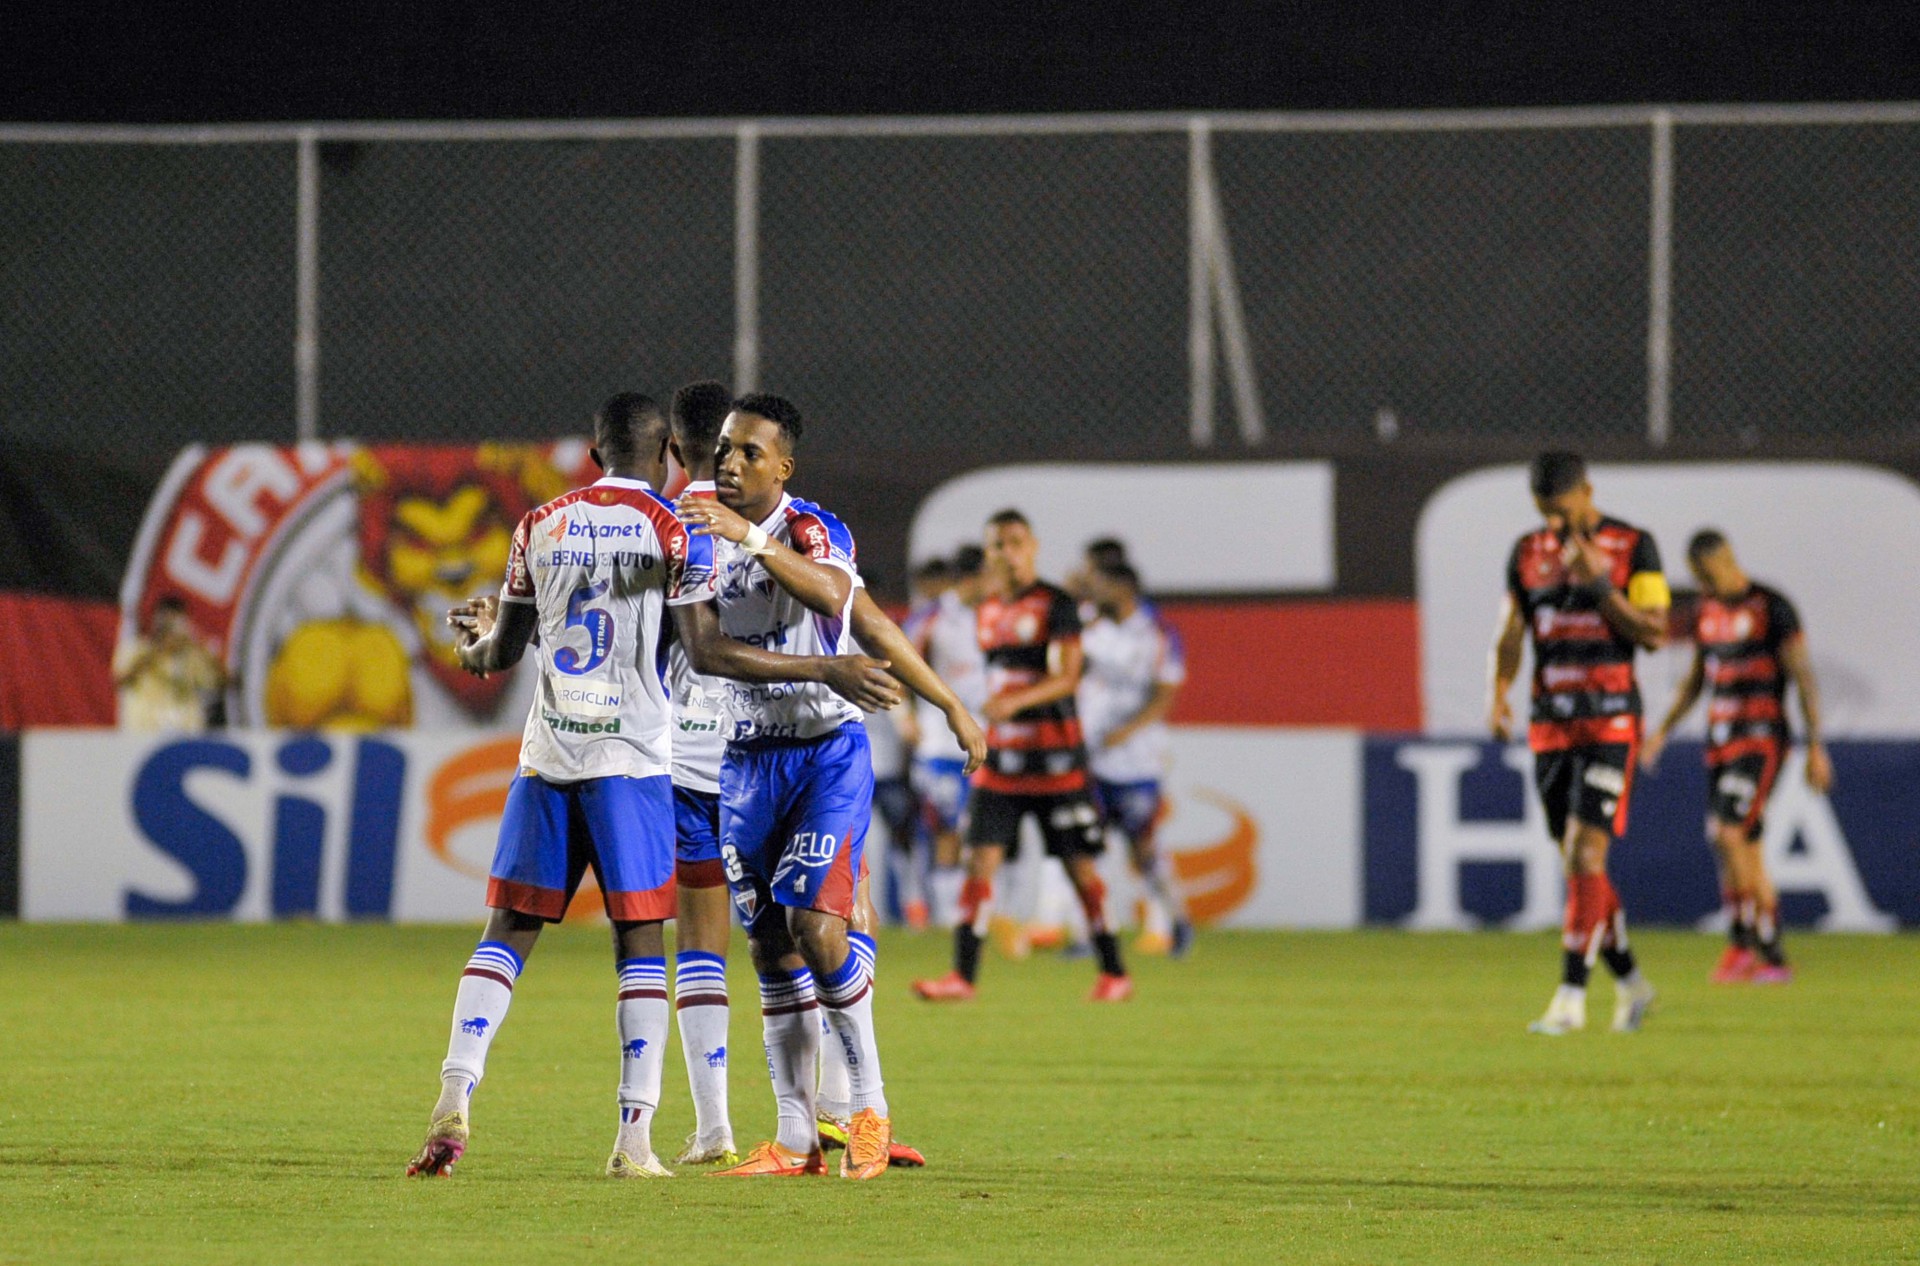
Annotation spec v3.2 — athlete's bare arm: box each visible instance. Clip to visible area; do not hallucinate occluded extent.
[1100,680,1180,750]
[1641,645,1705,771]
[450,595,538,675]
[669,598,901,712]
[676,498,852,616]
[849,589,987,773]
[982,638,1083,723]
[1780,635,1834,793]
[1487,594,1526,741]
[1565,533,1666,650]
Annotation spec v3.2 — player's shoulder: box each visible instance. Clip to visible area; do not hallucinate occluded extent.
[1028,578,1075,606]
[1509,525,1556,558]
[525,483,596,526]
[783,494,856,556]
[784,494,851,535]
[1753,580,1802,622]
[1594,514,1651,544]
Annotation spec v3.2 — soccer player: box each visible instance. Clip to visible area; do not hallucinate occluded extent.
[912,509,1132,1003]
[1489,452,1666,1036]
[664,381,978,1172]
[405,393,900,1179]
[1079,560,1194,956]
[899,545,990,928]
[675,392,981,1179]
[660,380,742,1168]
[1642,530,1832,983]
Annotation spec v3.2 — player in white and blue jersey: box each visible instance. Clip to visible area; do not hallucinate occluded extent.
[901,546,989,927]
[406,394,901,1182]
[677,392,981,1179]
[664,385,978,1175]
[1079,560,1193,956]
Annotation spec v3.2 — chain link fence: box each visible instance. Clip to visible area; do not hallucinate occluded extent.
[5,110,1920,464]
[0,142,294,453]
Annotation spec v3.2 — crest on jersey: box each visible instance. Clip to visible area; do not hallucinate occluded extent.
[119,440,596,728]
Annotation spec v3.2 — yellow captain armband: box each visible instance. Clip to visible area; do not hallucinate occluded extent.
[1626,571,1671,611]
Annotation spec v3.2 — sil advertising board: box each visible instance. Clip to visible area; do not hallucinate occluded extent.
[18,728,1917,930]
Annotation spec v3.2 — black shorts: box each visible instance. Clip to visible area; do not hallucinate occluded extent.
[1707,740,1786,837]
[1533,742,1635,844]
[964,786,1105,860]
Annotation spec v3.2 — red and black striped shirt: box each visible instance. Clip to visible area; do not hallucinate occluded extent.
[973,580,1087,794]
[1507,516,1665,752]
[1695,582,1801,761]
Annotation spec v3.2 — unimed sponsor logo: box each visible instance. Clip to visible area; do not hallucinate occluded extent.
[542,711,622,735]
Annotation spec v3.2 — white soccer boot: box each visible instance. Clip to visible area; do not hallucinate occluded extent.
[1527,985,1587,1036]
[1612,976,1656,1033]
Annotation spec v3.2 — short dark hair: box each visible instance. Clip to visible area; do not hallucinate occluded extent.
[912,557,952,585]
[1529,451,1587,499]
[1085,537,1128,568]
[951,544,986,577]
[1688,528,1729,563]
[987,508,1030,531]
[670,380,732,460]
[594,392,666,466]
[155,595,188,614]
[732,392,803,449]
[1096,561,1140,591]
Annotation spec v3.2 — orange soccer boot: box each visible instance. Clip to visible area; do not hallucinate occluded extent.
[1711,945,1757,984]
[710,1140,827,1177]
[841,1108,893,1180]
[911,972,977,1002]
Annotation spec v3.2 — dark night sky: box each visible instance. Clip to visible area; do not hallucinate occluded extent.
[7,1,1920,123]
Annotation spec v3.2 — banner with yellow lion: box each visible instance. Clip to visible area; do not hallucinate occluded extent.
[119,441,601,729]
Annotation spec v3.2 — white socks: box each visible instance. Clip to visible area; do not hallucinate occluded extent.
[929,866,965,926]
[439,940,523,1111]
[760,968,820,1154]
[814,944,888,1118]
[815,933,877,1121]
[614,957,669,1158]
[674,950,732,1148]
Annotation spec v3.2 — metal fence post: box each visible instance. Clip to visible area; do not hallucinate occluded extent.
[1646,110,1674,448]
[295,129,320,443]
[734,123,761,395]
[1189,118,1216,447]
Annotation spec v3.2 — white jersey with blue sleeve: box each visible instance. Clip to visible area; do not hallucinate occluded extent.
[499,475,715,783]
[1078,603,1185,785]
[908,588,987,762]
[714,492,865,744]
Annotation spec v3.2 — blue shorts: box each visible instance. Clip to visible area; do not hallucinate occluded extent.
[488,773,675,922]
[1095,779,1164,847]
[719,723,872,929]
[912,756,972,834]
[674,784,726,888]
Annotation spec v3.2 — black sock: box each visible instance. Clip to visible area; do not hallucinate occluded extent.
[1092,931,1125,978]
[955,925,982,983]
[1729,919,1755,950]
[1756,934,1787,968]
[1562,949,1591,989]
[1601,944,1638,980]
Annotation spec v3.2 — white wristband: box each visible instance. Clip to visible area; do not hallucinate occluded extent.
[740,524,774,556]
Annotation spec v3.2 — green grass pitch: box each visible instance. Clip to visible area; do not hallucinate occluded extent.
[2,923,1916,1264]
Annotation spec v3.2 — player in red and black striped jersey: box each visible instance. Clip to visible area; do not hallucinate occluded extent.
[1490,452,1668,1036]
[913,509,1132,1004]
[1643,530,1832,984]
